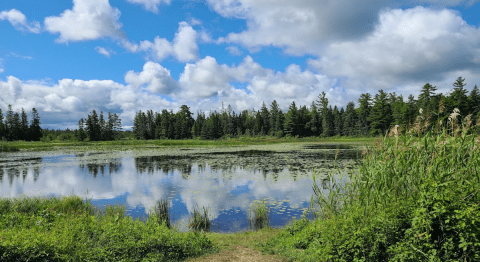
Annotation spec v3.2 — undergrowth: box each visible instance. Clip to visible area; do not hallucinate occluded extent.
[262,110,480,261]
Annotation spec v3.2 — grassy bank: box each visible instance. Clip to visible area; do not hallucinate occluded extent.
[0,196,214,261]
[262,130,480,261]
[0,136,374,152]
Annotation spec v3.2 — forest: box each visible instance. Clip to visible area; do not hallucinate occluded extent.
[5,76,480,142]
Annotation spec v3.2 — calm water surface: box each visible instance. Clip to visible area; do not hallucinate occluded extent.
[0,144,360,232]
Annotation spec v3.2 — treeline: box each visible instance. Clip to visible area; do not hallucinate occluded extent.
[0,105,42,141]
[76,110,122,141]
[132,76,480,140]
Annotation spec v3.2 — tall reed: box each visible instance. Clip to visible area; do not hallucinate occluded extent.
[151,199,171,229]
[188,206,211,232]
[248,199,270,230]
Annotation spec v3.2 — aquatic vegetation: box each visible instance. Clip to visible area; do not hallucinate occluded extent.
[151,199,171,229]
[248,199,270,230]
[189,206,212,232]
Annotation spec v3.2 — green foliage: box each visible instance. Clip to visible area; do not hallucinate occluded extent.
[262,127,480,261]
[0,196,213,261]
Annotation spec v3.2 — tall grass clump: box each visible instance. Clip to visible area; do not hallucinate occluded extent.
[263,109,480,261]
[189,206,211,232]
[0,196,213,261]
[248,199,270,230]
[151,198,171,229]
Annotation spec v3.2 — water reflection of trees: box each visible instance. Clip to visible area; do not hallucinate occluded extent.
[131,150,359,181]
[0,158,42,185]
[134,156,193,178]
[79,159,122,177]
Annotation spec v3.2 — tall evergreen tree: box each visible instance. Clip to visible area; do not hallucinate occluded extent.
[27,108,42,141]
[446,76,469,114]
[86,110,101,141]
[269,100,281,135]
[306,102,321,136]
[76,118,87,141]
[368,89,392,136]
[333,106,343,136]
[468,85,480,117]
[20,108,28,140]
[284,101,298,136]
[357,93,372,136]
[343,101,357,136]
[418,83,437,112]
[260,102,270,135]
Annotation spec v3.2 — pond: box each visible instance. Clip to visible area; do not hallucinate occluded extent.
[0,143,361,232]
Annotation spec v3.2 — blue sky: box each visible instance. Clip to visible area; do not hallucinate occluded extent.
[1,0,480,129]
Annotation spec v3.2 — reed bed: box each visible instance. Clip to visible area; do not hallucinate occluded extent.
[263,109,480,261]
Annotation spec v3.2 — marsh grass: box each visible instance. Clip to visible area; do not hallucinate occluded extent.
[189,206,212,232]
[151,198,171,229]
[262,108,480,261]
[0,143,19,152]
[248,199,270,230]
[0,196,213,261]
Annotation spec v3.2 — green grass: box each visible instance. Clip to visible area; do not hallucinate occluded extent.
[5,136,375,151]
[248,199,270,230]
[0,196,213,261]
[262,128,480,261]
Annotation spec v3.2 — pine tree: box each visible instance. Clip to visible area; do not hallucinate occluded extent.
[260,102,270,135]
[86,110,101,141]
[20,108,28,140]
[29,108,42,141]
[446,76,469,115]
[284,101,298,136]
[368,90,392,136]
[77,118,87,141]
[357,93,372,136]
[343,101,357,136]
[269,100,281,135]
[468,85,480,117]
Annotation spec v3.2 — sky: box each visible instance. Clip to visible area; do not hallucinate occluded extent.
[1,0,480,129]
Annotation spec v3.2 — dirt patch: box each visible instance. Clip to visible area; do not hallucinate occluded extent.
[188,245,286,262]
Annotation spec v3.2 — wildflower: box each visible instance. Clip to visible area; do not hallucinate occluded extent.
[419,108,423,114]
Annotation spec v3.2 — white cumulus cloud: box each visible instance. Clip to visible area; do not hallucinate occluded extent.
[124,21,198,62]
[124,61,180,94]
[0,9,41,33]
[310,6,480,90]
[94,46,116,57]
[44,0,124,43]
[126,0,171,13]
